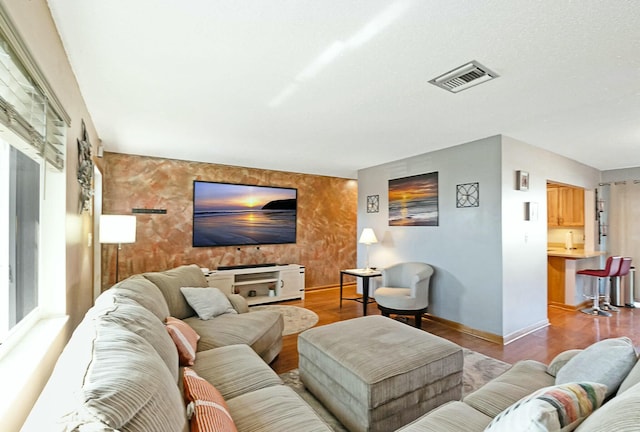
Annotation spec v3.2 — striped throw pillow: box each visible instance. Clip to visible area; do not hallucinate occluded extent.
[484,382,607,432]
[183,367,238,432]
[165,316,200,366]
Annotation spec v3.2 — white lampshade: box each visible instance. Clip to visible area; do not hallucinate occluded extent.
[358,228,378,245]
[100,215,137,244]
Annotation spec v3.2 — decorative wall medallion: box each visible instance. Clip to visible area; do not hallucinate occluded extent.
[456,182,479,208]
[367,195,379,213]
[77,119,94,212]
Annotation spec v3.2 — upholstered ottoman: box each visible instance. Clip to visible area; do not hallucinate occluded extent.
[298,315,463,432]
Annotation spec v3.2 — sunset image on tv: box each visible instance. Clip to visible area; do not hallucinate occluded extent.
[193,181,297,247]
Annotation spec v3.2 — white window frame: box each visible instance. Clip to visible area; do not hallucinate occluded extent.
[0,130,66,350]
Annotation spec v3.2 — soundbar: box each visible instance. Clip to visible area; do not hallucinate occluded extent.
[217,263,279,271]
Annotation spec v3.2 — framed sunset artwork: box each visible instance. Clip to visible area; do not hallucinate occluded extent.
[388,172,439,226]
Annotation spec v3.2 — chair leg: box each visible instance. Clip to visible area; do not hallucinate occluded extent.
[414,312,422,329]
[580,277,612,317]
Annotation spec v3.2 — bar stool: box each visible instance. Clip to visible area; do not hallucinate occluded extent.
[607,257,633,308]
[578,256,622,317]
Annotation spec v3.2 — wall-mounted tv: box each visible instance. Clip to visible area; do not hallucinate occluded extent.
[193,181,297,247]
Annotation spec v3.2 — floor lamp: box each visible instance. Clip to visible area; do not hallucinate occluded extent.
[359,228,378,271]
[100,215,137,283]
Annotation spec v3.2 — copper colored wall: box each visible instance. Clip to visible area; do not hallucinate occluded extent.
[101,152,357,290]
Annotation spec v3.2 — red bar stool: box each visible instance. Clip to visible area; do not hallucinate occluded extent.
[578,256,622,317]
[607,257,633,308]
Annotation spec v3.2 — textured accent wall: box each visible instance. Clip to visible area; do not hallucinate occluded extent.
[102,152,357,290]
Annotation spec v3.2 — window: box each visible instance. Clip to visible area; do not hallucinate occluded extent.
[0,8,69,345]
[0,140,41,341]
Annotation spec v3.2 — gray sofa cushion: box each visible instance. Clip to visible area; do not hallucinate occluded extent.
[227,385,332,432]
[576,381,640,431]
[143,264,209,319]
[94,291,179,382]
[193,344,283,400]
[185,310,283,363]
[546,349,582,377]
[180,286,237,319]
[617,356,640,395]
[228,293,250,313]
[463,360,555,418]
[111,274,171,321]
[63,312,187,431]
[397,401,492,432]
[556,337,637,398]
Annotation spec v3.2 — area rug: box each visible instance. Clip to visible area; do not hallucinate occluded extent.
[250,305,319,336]
[279,348,511,432]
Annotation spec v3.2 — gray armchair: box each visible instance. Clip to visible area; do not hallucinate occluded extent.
[374,262,433,328]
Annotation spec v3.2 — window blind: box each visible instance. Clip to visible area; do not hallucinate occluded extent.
[0,6,69,171]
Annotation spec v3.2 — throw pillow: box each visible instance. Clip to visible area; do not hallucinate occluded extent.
[165,316,200,366]
[547,349,582,377]
[183,367,238,432]
[180,287,238,320]
[484,382,607,432]
[555,337,637,398]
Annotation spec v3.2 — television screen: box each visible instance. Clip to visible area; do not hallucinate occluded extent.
[193,181,297,247]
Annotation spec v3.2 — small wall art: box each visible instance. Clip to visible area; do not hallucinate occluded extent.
[77,119,94,212]
[388,172,438,226]
[456,182,479,208]
[516,170,529,191]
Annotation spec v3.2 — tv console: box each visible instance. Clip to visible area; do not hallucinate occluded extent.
[206,264,305,306]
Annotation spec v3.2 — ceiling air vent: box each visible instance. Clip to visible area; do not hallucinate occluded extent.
[429,60,498,93]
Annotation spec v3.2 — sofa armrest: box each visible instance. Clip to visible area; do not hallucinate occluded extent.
[227,294,249,314]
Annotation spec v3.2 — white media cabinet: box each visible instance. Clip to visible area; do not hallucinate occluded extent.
[205,264,305,306]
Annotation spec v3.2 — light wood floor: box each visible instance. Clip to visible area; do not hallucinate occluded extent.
[269,284,640,374]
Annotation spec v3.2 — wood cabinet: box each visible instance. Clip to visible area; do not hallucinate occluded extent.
[547,185,584,227]
[547,187,559,226]
[547,256,566,306]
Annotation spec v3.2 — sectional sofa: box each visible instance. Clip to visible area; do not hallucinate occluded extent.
[399,337,640,431]
[23,265,333,431]
[22,263,640,431]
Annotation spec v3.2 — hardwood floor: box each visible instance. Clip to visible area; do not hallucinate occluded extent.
[269,284,640,374]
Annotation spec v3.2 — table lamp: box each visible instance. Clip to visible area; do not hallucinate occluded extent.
[100,214,136,282]
[358,228,378,271]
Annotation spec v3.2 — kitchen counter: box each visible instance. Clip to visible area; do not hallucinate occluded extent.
[547,248,606,259]
[547,249,605,308]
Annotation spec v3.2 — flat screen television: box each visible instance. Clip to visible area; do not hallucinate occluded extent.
[192,180,297,247]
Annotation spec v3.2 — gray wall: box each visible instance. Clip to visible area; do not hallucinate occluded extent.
[358,135,601,339]
[358,136,504,335]
[601,167,640,183]
[500,137,599,336]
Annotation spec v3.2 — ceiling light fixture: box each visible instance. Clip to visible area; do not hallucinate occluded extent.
[429,60,499,93]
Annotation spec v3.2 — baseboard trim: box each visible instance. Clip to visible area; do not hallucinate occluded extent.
[502,319,550,345]
[549,301,590,311]
[424,314,550,346]
[424,314,503,344]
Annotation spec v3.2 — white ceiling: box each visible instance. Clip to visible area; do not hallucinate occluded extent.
[46,0,640,179]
